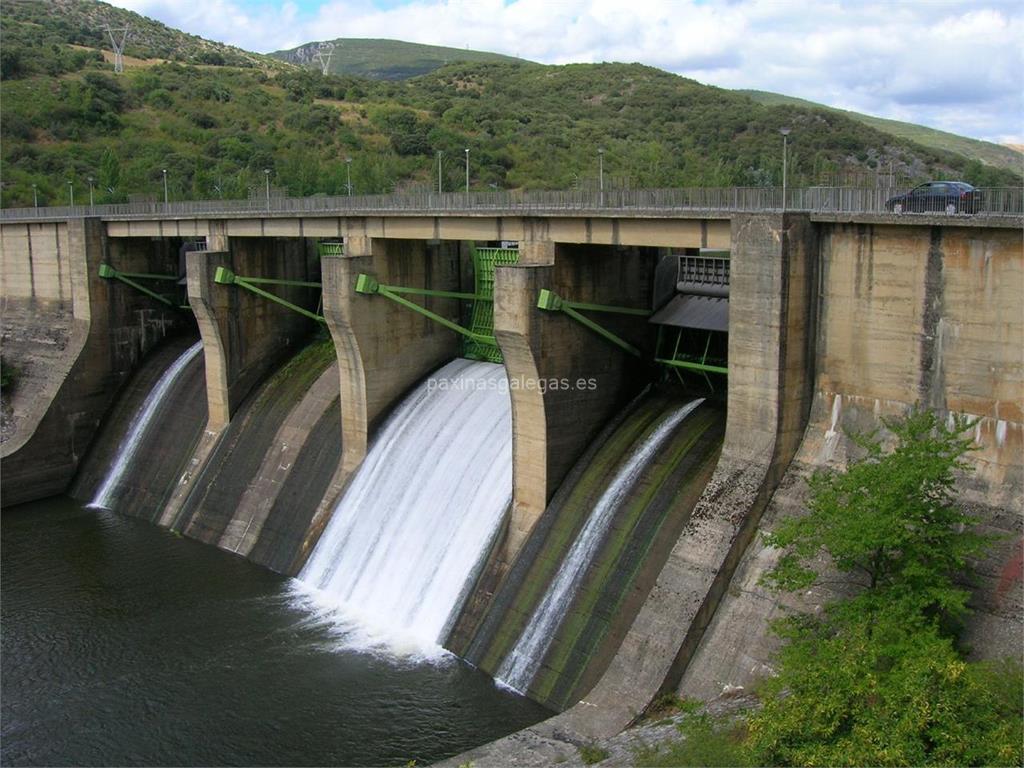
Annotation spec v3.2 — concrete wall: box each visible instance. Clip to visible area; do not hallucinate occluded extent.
[1,222,78,452]
[188,235,320,429]
[105,214,731,251]
[495,241,656,566]
[680,222,1024,699]
[1,220,186,505]
[321,236,463,475]
[152,235,321,527]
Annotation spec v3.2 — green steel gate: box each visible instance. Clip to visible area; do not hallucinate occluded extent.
[463,246,519,363]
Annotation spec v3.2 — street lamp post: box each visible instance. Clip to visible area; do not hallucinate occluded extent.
[780,128,791,212]
[264,169,271,209]
[162,168,168,205]
[464,148,470,194]
[345,157,352,196]
[598,147,605,205]
[436,150,443,194]
[87,176,95,208]
[68,181,74,207]
[31,184,38,208]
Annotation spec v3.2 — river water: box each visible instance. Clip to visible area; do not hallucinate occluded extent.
[1,497,549,767]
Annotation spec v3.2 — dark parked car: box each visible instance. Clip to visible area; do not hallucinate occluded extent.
[886,181,982,214]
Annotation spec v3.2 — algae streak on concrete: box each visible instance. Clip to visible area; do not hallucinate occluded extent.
[167,338,341,575]
[680,222,1023,700]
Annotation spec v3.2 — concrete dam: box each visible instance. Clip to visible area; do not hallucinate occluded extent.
[1,197,1020,761]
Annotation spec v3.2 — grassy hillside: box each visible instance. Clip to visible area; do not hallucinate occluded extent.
[738,89,1023,174]
[272,38,527,80]
[0,0,289,71]
[1,2,1019,209]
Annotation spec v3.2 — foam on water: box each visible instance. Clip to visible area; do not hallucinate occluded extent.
[296,358,513,658]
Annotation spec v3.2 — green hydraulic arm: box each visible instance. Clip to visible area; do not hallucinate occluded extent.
[214,266,326,324]
[98,263,185,309]
[538,288,728,380]
[352,246,518,362]
[355,273,494,345]
[536,288,650,358]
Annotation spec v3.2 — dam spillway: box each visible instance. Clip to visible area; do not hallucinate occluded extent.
[70,336,209,520]
[497,398,704,692]
[297,358,513,653]
[452,392,727,710]
[90,341,204,511]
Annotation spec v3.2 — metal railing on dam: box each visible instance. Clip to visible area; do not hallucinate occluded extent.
[2,185,1021,222]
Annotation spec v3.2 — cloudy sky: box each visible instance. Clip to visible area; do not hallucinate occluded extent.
[107,0,1023,145]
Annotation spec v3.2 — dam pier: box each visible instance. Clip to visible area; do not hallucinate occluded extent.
[2,189,1021,763]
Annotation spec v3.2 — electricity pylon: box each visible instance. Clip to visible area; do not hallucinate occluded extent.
[105,24,130,74]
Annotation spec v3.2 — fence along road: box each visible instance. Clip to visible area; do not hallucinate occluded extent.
[1,186,1021,222]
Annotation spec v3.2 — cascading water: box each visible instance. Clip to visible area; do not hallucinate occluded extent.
[90,341,204,511]
[497,398,704,692]
[296,358,513,656]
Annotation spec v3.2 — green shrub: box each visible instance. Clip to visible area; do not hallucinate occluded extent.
[577,744,609,765]
[634,709,752,767]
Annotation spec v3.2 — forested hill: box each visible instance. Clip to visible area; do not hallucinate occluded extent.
[0,1,1019,209]
[272,38,527,80]
[1,0,284,69]
[738,89,1024,174]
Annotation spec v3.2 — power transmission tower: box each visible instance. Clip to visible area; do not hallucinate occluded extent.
[105,24,130,74]
[313,41,335,76]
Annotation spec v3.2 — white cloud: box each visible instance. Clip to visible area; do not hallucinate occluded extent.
[106,0,1024,144]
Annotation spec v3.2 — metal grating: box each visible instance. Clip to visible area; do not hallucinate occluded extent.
[317,242,344,257]
[463,246,519,363]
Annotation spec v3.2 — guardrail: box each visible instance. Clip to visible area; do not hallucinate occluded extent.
[1,186,1020,221]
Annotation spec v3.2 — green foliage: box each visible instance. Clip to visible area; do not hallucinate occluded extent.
[271,37,525,80]
[746,612,1023,767]
[634,706,753,767]
[745,409,1022,767]
[740,89,1024,175]
[761,409,989,623]
[577,744,609,765]
[0,3,1018,209]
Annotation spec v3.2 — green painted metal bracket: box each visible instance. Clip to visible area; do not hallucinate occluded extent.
[654,357,729,375]
[215,266,325,323]
[98,263,181,309]
[355,272,495,345]
[537,289,645,358]
[537,289,651,317]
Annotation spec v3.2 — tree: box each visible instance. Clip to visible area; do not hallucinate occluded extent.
[760,409,989,623]
[746,409,1022,767]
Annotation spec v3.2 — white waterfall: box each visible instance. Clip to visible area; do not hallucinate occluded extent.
[497,398,703,692]
[90,340,203,510]
[296,358,513,657]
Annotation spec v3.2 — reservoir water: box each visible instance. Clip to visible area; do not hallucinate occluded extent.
[0,496,549,766]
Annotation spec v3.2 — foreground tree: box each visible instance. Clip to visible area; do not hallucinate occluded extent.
[746,409,1022,767]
